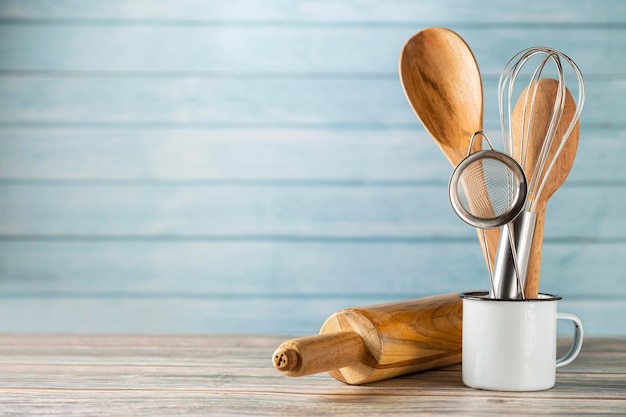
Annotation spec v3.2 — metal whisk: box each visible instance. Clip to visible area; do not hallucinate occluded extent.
[491,47,585,299]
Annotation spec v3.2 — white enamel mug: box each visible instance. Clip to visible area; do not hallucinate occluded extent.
[460,291,584,391]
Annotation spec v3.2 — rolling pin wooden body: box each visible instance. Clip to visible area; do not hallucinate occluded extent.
[272,293,462,385]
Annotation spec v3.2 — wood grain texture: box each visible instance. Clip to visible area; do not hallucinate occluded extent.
[1,24,626,75]
[0,77,623,127]
[0,296,623,336]
[320,293,462,384]
[2,181,624,238]
[273,331,366,377]
[399,27,499,272]
[2,0,626,23]
[0,1,624,335]
[0,240,624,297]
[0,126,623,181]
[399,27,483,157]
[0,335,624,416]
[273,293,463,384]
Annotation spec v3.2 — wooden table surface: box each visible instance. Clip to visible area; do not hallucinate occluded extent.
[1,335,625,416]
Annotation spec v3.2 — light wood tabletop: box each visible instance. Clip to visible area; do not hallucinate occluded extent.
[1,335,625,416]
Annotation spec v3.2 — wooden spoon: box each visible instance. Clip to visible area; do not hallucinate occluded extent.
[511,78,580,298]
[399,27,498,269]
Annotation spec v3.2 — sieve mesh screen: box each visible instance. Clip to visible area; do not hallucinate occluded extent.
[456,157,518,220]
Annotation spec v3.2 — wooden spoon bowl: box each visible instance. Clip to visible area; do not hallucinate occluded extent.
[399,27,499,269]
[399,27,483,163]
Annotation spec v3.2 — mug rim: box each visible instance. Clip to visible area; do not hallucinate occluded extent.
[459,290,562,302]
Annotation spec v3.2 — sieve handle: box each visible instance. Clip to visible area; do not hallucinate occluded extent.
[491,211,537,299]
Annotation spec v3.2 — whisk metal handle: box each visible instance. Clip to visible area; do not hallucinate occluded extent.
[491,211,537,299]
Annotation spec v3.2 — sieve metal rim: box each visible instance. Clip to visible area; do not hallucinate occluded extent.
[448,149,527,229]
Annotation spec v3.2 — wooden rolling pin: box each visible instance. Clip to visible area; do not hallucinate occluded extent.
[272,293,462,385]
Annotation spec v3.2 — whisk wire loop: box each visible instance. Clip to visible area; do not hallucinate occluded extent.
[492,46,585,299]
[498,46,585,213]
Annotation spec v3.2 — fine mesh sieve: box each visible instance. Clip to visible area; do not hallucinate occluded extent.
[449,132,527,296]
[449,136,527,230]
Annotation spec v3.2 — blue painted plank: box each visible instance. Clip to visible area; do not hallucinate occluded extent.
[0,295,622,336]
[0,183,623,239]
[0,296,349,335]
[0,240,493,295]
[1,0,624,24]
[0,241,623,298]
[0,0,623,337]
[0,25,624,75]
[0,77,619,127]
[0,128,453,181]
[0,126,621,182]
[0,184,459,237]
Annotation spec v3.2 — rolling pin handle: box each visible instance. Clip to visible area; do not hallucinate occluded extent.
[272,331,365,377]
[273,348,300,372]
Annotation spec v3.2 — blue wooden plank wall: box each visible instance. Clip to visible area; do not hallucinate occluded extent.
[0,0,625,335]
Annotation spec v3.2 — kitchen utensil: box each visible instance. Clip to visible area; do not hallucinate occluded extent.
[449,131,527,295]
[399,27,499,270]
[517,79,581,298]
[272,292,462,385]
[492,48,584,299]
[461,291,584,391]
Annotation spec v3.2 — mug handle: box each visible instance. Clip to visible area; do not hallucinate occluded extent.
[556,313,584,368]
